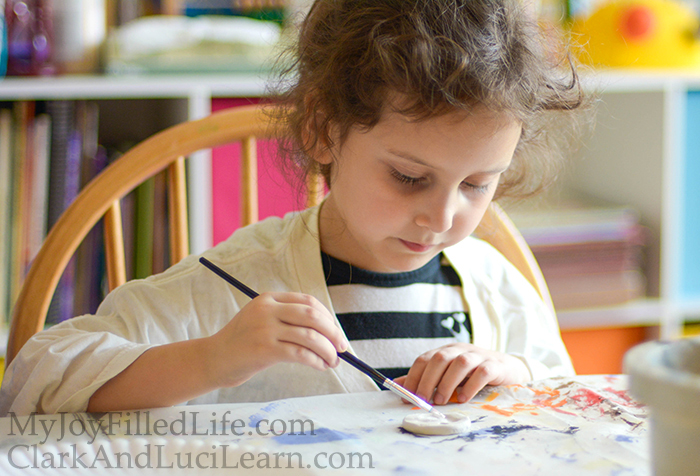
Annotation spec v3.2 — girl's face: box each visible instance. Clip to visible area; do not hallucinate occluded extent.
[317,107,522,273]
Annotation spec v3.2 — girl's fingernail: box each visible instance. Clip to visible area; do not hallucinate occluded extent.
[433,393,445,405]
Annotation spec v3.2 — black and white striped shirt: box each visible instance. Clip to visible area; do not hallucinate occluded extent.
[323,252,472,380]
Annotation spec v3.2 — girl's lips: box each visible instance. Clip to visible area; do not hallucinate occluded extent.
[400,239,433,253]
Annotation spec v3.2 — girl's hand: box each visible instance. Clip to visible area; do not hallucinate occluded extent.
[395,343,531,405]
[205,292,349,389]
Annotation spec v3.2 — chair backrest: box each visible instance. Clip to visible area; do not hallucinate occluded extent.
[5,104,552,366]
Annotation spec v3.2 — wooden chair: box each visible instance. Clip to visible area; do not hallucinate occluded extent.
[4,104,552,366]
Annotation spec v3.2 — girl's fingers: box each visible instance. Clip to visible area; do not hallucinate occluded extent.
[277,341,328,371]
[262,293,350,352]
[458,362,499,403]
[413,355,452,403]
[407,348,468,403]
[433,353,480,404]
[401,353,431,395]
[277,323,340,368]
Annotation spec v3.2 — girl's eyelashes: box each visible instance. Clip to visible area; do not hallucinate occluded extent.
[390,168,425,186]
[463,182,491,194]
[391,167,493,194]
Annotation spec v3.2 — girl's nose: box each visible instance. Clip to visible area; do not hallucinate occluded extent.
[414,191,458,234]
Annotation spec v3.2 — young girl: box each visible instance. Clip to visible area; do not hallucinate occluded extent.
[1,0,583,416]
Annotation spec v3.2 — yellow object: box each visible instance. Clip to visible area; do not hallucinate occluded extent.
[570,0,700,68]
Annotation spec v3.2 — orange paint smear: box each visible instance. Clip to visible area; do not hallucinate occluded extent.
[481,404,514,417]
[480,402,538,417]
[479,385,579,417]
[485,392,500,403]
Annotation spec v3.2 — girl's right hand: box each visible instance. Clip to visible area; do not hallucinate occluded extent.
[205,292,349,389]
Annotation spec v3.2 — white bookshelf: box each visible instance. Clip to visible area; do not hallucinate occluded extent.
[554,69,700,337]
[3,70,700,337]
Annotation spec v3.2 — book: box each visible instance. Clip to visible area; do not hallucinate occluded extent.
[120,186,137,281]
[26,112,51,266]
[508,202,648,310]
[45,100,79,324]
[52,129,83,323]
[134,177,154,280]
[545,270,647,310]
[8,101,33,314]
[73,145,109,316]
[151,170,169,275]
[0,108,13,324]
[74,102,106,316]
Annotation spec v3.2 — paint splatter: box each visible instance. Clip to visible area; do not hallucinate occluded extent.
[603,387,645,408]
[248,413,264,427]
[457,424,579,443]
[570,388,605,411]
[259,402,281,413]
[480,386,576,417]
[399,427,429,438]
[393,465,430,475]
[480,402,540,417]
[248,402,283,427]
[272,427,358,445]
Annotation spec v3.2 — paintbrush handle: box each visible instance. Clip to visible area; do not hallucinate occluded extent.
[338,351,387,387]
[200,257,259,299]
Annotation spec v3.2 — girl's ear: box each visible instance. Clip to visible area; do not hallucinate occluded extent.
[301,93,338,166]
[302,113,336,166]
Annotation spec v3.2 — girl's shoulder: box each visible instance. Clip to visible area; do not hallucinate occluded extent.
[209,206,320,264]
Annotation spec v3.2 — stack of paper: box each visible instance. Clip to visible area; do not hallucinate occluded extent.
[509,204,647,310]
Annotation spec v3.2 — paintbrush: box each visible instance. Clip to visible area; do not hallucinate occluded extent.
[199,256,444,417]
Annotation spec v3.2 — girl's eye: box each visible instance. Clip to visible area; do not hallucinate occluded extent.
[462,181,491,194]
[391,169,425,186]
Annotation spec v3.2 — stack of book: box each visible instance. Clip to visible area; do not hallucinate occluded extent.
[0,100,169,328]
[509,205,647,311]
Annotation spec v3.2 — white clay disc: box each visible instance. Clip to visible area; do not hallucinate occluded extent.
[401,412,471,436]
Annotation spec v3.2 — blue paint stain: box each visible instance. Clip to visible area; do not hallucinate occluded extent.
[456,424,579,443]
[248,413,264,427]
[259,402,280,413]
[393,465,430,475]
[615,434,635,443]
[273,427,358,445]
[248,402,282,427]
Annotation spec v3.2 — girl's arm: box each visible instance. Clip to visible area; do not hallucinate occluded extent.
[88,292,349,412]
[87,337,218,411]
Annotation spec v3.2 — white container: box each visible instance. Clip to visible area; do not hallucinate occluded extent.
[624,337,700,476]
[52,0,106,73]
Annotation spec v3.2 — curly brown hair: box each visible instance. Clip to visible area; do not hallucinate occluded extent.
[268,0,587,201]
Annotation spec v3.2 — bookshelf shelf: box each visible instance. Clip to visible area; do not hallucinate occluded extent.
[0,74,268,99]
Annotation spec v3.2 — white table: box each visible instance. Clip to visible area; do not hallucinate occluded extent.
[0,375,649,475]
